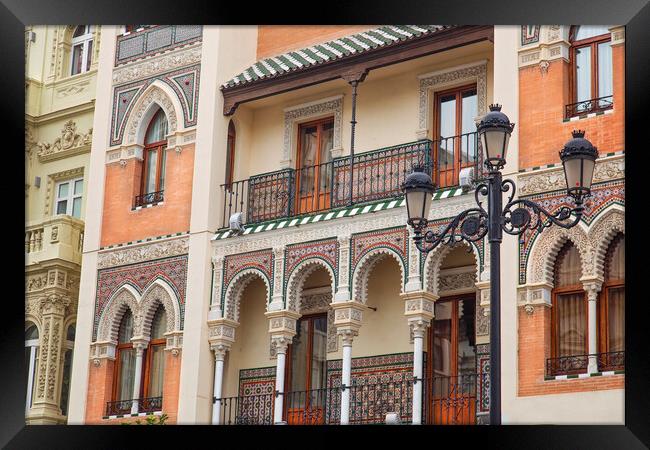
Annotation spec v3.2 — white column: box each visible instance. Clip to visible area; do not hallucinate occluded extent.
[411,320,428,425]
[339,330,356,425]
[584,282,601,373]
[131,342,147,414]
[211,344,228,425]
[272,336,291,424]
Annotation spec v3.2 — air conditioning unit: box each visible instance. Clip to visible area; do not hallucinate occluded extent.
[459,167,475,191]
[229,212,245,234]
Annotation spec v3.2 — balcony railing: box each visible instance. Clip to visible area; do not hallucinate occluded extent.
[105,396,162,416]
[565,95,613,118]
[134,190,164,208]
[25,215,85,266]
[220,133,482,229]
[546,351,625,376]
[214,374,485,425]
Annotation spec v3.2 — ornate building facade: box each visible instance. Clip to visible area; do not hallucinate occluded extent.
[25,25,101,424]
[65,25,624,425]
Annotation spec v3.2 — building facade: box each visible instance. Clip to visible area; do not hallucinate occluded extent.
[25,25,101,424]
[65,25,624,425]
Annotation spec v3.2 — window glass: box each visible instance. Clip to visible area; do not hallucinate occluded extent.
[72,197,82,218]
[310,316,327,391]
[575,46,592,103]
[144,150,158,194]
[606,235,625,281]
[574,25,610,41]
[597,41,613,105]
[25,324,39,341]
[86,39,93,69]
[557,292,586,356]
[438,94,456,167]
[555,243,581,287]
[74,179,83,195]
[72,25,87,38]
[57,200,68,215]
[607,287,625,352]
[66,325,76,341]
[151,306,167,340]
[225,120,236,185]
[118,310,134,344]
[289,320,308,395]
[59,349,73,415]
[117,348,136,401]
[148,346,165,397]
[159,150,166,191]
[145,109,168,144]
[58,182,69,199]
[461,89,478,163]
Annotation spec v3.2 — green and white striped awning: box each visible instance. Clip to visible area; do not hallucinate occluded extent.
[212,187,464,241]
[221,25,452,89]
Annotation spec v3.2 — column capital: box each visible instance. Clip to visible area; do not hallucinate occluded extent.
[270,334,292,353]
[581,277,603,300]
[337,328,358,346]
[402,291,437,322]
[210,342,231,361]
[409,319,429,339]
[131,337,149,353]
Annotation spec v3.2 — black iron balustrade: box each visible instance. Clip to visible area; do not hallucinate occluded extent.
[348,377,415,424]
[565,95,613,118]
[546,354,590,376]
[219,135,481,229]
[134,190,164,208]
[214,392,274,425]
[105,396,162,416]
[597,351,625,372]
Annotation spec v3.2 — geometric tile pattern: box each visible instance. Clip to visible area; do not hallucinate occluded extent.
[222,248,274,295]
[115,25,202,66]
[518,180,625,284]
[475,343,490,414]
[521,25,540,46]
[110,64,201,146]
[351,226,408,280]
[93,254,188,340]
[237,366,275,424]
[284,239,339,290]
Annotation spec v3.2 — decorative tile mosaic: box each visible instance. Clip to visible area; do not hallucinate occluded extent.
[237,366,275,424]
[93,254,188,340]
[351,226,408,284]
[221,248,274,305]
[521,25,540,46]
[110,64,201,146]
[115,25,202,66]
[475,343,490,414]
[284,239,339,289]
[518,180,624,284]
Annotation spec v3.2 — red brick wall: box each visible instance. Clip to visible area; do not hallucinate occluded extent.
[256,26,375,59]
[517,305,624,397]
[100,144,194,247]
[518,43,624,169]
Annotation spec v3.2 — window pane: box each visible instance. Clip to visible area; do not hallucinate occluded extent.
[117,348,136,401]
[438,95,456,167]
[607,287,624,352]
[151,306,167,340]
[319,122,334,191]
[574,25,610,41]
[289,320,308,397]
[86,40,93,71]
[72,197,82,218]
[457,297,476,375]
[74,179,83,195]
[71,44,83,75]
[73,25,87,38]
[58,182,69,199]
[433,301,453,377]
[557,293,586,356]
[299,125,318,196]
[597,41,613,106]
[57,200,68,215]
[575,46,592,104]
[25,325,39,341]
[606,236,625,281]
[310,316,327,391]
[145,109,168,144]
[144,150,158,194]
[159,149,166,192]
[555,243,581,287]
[148,345,165,398]
[118,310,134,344]
[461,90,478,164]
[60,350,73,415]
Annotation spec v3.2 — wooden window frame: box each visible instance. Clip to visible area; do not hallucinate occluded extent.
[224,120,236,188]
[112,341,137,403]
[432,83,478,188]
[598,234,625,355]
[284,312,328,396]
[295,116,334,214]
[141,338,166,400]
[568,26,612,111]
[141,111,168,196]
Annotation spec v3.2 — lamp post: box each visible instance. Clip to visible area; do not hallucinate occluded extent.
[401,104,598,425]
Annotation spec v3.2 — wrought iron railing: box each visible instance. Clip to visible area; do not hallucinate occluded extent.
[597,350,625,372]
[219,133,482,229]
[284,387,342,425]
[134,190,164,208]
[427,374,481,425]
[565,95,613,118]
[347,377,415,424]
[105,396,162,416]
[546,351,625,376]
[214,392,275,425]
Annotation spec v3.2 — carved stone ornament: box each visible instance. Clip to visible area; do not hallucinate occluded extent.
[125,85,178,145]
[112,44,202,85]
[438,270,477,294]
[97,236,189,269]
[36,120,92,160]
[524,304,535,315]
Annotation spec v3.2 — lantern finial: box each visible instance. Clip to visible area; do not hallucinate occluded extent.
[489,103,502,112]
[571,129,585,138]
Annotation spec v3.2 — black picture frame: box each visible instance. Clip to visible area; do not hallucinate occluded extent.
[4,1,649,448]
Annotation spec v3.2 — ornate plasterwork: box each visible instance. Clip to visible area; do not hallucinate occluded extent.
[423,241,481,295]
[223,269,271,322]
[518,155,624,197]
[97,236,189,269]
[36,120,92,162]
[352,248,406,305]
[438,267,477,295]
[418,61,487,139]
[528,223,590,285]
[112,43,202,85]
[283,95,343,166]
[124,85,178,145]
[285,258,336,313]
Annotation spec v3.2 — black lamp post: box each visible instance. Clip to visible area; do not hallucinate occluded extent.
[402,104,598,425]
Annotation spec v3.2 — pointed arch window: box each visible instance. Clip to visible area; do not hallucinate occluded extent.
[225,120,236,187]
[137,108,168,206]
[70,25,93,76]
[25,324,39,414]
[550,242,587,374]
[598,234,624,370]
[143,305,167,401]
[112,310,136,412]
[567,25,613,117]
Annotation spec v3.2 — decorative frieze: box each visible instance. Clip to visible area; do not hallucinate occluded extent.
[438,267,477,295]
[112,43,202,85]
[97,236,189,269]
[36,120,92,162]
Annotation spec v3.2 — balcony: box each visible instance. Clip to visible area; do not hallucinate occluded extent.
[545,351,625,377]
[134,190,164,208]
[565,95,613,119]
[105,396,162,417]
[214,374,485,425]
[220,132,483,229]
[25,215,84,266]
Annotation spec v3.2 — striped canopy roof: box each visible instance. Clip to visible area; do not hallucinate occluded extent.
[221,25,453,89]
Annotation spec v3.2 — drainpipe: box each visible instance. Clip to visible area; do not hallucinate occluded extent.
[342,70,368,206]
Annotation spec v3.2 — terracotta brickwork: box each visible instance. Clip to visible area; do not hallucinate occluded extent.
[256,26,375,59]
[100,144,194,247]
[518,44,624,169]
[517,306,624,397]
[161,351,181,424]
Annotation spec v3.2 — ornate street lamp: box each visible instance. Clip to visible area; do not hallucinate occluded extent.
[402,104,598,425]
